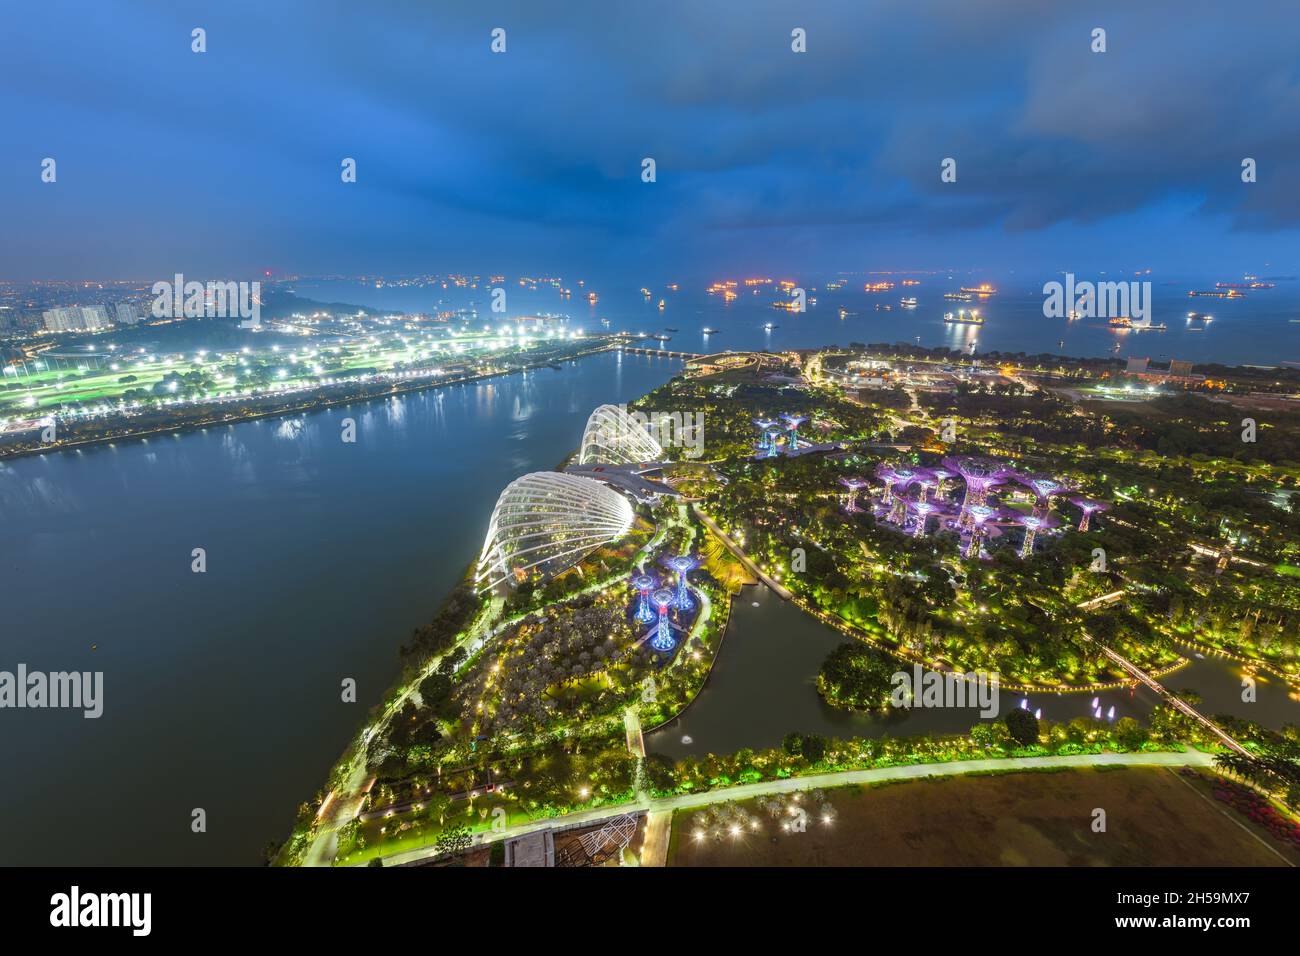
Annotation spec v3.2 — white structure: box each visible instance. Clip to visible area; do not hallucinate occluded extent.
[476,472,635,590]
[577,404,663,466]
[42,306,111,333]
[115,302,142,326]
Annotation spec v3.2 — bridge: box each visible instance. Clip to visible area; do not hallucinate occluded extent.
[616,345,704,360]
[1074,589,1250,757]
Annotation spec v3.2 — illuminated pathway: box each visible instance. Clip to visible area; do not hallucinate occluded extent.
[692,505,792,600]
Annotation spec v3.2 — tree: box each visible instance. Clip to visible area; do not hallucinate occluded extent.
[801,733,827,763]
[434,823,472,860]
[1005,709,1040,747]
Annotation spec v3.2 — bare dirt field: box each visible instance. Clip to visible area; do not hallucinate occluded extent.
[668,767,1300,867]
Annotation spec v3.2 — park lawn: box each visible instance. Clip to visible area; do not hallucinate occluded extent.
[668,766,1300,867]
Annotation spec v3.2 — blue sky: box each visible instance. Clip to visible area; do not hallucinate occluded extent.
[2,0,1299,281]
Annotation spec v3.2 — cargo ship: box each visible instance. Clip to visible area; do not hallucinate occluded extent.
[944,292,974,302]
[1188,289,1243,298]
[944,309,984,325]
[900,297,918,308]
[959,283,997,295]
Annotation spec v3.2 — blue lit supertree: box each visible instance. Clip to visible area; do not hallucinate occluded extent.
[648,588,677,651]
[754,418,776,455]
[665,554,699,611]
[631,573,657,624]
[765,427,783,458]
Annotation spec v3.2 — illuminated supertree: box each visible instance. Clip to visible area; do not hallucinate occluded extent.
[631,573,657,624]
[754,419,777,455]
[1070,497,1110,532]
[765,427,783,458]
[781,414,807,450]
[665,554,699,611]
[944,456,1012,528]
[1018,513,1060,557]
[839,476,869,512]
[874,462,900,504]
[915,470,938,502]
[908,499,937,537]
[929,466,956,501]
[648,588,677,651]
[964,503,998,558]
[1014,473,1073,518]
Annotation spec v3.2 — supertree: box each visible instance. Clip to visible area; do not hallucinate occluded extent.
[754,419,777,454]
[1018,512,1061,557]
[929,466,957,501]
[943,456,1013,527]
[631,573,657,624]
[839,476,869,512]
[874,462,901,504]
[1070,496,1110,532]
[765,427,783,458]
[1014,473,1074,518]
[915,470,938,502]
[964,503,998,558]
[648,588,677,651]
[781,414,808,450]
[665,554,699,611]
[908,499,938,537]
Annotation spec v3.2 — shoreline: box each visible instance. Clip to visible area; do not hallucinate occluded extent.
[0,340,648,463]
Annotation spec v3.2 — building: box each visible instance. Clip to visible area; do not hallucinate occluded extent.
[115,302,143,326]
[577,403,664,465]
[475,471,635,590]
[42,306,111,333]
[1168,359,1194,377]
[1126,356,1150,374]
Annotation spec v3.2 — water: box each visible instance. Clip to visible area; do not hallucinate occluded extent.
[0,350,680,864]
[293,276,1300,367]
[645,585,1300,761]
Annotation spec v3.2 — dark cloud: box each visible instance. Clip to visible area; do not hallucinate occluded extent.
[1,0,1297,278]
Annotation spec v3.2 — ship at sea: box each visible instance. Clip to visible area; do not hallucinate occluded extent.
[763,322,778,330]
[900,297,918,308]
[702,327,719,334]
[1109,316,1167,331]
[1188,289,1243,299]
[944,292,974,301]
[959,283,997,295]
[944,309,983,325]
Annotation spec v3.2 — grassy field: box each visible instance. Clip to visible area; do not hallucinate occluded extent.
[668,766,1300,867]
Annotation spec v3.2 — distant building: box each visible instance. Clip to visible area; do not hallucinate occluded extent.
[1168,359,1194,377]
[1126,356,1150,374]
[43,306,111,333]
[115,302,142,326]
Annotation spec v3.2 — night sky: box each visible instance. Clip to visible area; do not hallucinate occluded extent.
[3,0,1299,281]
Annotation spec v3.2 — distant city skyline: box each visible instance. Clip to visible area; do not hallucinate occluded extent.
[3,0,1300,280]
